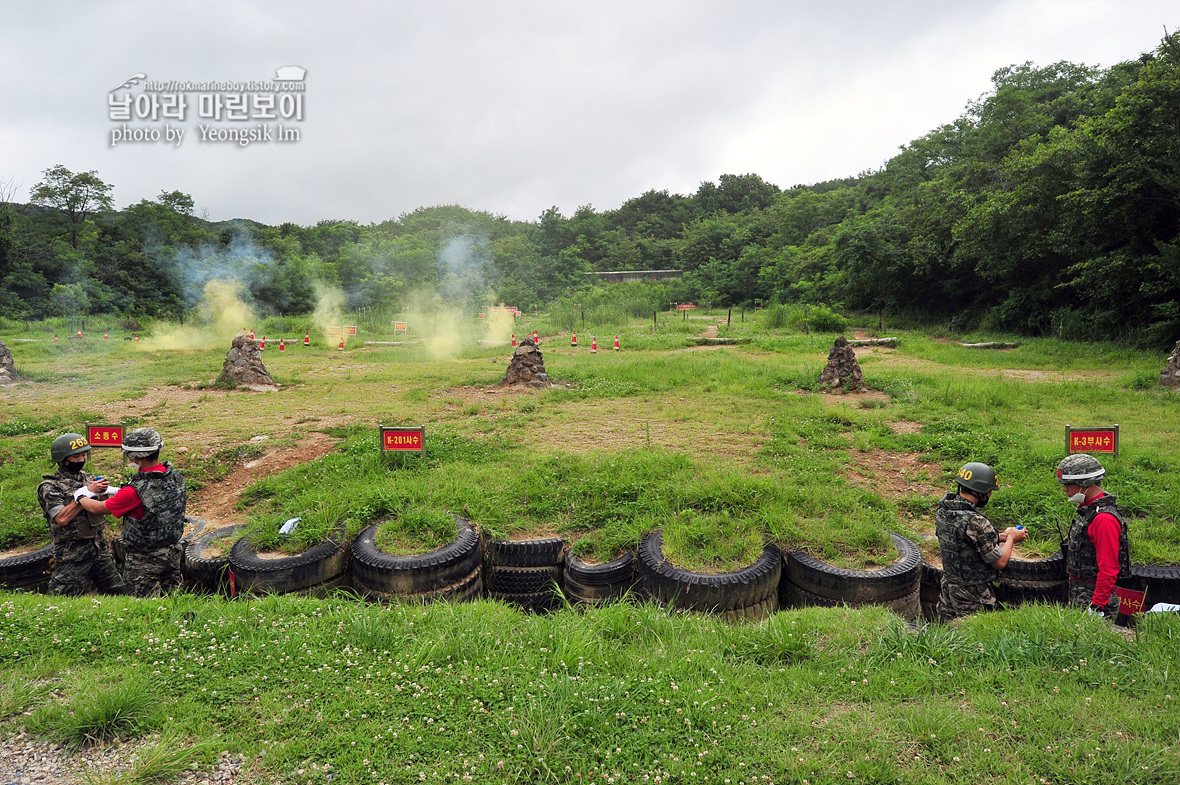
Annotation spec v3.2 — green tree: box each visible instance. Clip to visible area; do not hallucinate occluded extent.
[29,165,115,248]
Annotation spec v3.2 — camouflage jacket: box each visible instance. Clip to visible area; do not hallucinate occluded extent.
[935,493,1003,586]
[37,468,108,543]
[1066,493,1131,582]
[122,463,187,552]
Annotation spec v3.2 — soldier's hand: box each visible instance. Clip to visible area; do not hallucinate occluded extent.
[88,478,109,494]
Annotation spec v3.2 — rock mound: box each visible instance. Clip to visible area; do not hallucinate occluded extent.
[0,341,16,386]
[1162,340,1180,388]
[500,338,552,388]
[218,334,277,391]
[818,335,864,392]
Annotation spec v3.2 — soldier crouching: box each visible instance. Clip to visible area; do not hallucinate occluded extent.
[78,428,187,598]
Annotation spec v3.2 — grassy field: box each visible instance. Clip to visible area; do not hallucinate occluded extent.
[2,311,1179,784]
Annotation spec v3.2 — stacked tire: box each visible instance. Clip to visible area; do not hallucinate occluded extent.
[352,515,482,604]
[562,550,639,606]
[782,532,921,622]
[638,531,781,622]
[996,550,1067,607]
[0,544,54,594]
[483,536,566,612]
[183,524,247,593]
[228,526,352,597]
[919,559,943,622]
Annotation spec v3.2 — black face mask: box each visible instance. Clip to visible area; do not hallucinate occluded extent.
[63,460,86,474]
[975,492,991,509]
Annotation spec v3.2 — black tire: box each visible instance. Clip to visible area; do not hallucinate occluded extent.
[0,544,55,588]
[1001,549,1066,581]
[784,532,920,604]
[919,559,943,605]
[718,592,779,624]
[184,524,247,590]
[564,551,635,585]
[484,564,561,594]
[638,531,781,612]
[783,581,921,622]
[1131,564,1180,606]
[229,527,351,595]
[562,574,635,604]
[483,536,566,567]
[351,515,482,596]
[996,577,1067,606]
[488,588,561,613]
[364,568,483,605]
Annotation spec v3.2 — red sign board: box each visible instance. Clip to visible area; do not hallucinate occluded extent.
[381,426,424,452]
[1066,425,1119,456]
[86,424,124,448]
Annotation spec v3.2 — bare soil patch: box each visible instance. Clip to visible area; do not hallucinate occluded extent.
[818,388,891,405]
[845,449,943,503]
[886,420,923,434]
[0,542,47,559]
[187,432,341,529]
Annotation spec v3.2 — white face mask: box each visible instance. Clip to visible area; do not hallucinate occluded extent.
[1068,492,1086,505]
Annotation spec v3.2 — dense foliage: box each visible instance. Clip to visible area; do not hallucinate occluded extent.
[3,32,1178,346]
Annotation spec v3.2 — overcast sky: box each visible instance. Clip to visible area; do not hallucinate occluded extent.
[2,1,1176,226]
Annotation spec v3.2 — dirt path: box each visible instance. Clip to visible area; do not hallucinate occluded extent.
[187,432,341,530]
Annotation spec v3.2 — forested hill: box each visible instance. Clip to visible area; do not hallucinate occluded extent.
[2,31,1178,346]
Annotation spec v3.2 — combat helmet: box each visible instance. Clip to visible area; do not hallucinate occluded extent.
[1056,453,1104,486]
[121,427,164,456]
[50,433,91,463]
[955,462,999,495]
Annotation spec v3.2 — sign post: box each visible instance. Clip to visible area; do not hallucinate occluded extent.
[1065,424,1119,457]
[380,425,425,453]
[86,424,124,448]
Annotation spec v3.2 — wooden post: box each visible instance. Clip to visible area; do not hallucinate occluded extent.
[727,309,731,326]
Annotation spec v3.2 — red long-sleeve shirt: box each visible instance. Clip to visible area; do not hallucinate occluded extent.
[1089,499,1123,606]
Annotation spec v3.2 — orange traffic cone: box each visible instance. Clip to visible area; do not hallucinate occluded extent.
[613,335,620,351]
[134,334,139,342]
[511,333,516,347]
[279,338,285,352]
[591,337,597,353]
[533,330,539,344]
[260,336,266,350]
[77,329,82,339]
[304,331,310,347]
[338,337,345,350]
[53,334,58,343]
[249,330,255,340]
[104,331,109,340]
[571,331,578,347]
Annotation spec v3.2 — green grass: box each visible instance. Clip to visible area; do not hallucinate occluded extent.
[374,507,458,555]
[28,675,158,749]
[1,592,1177,784]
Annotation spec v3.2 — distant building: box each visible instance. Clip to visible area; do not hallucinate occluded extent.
[585,270,684,283]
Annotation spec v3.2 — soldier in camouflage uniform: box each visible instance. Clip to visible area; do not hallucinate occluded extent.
[1057,453,1131,617]
[935,462,1027,622]
[37,433,125,596]
[78,428,187,598]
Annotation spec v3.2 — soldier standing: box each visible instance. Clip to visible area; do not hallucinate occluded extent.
[1057,453,1131,617]
[935,461,1027,622]
[78,428,187,597]
[37,433,125,595]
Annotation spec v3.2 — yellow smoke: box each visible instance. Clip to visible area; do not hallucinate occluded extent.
[148,278,257,349]
[312,282,346,345]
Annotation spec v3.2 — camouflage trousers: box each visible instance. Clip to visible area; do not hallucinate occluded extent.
[1068,578,1119,615]
[122,542,183,598]
[48,537,125,596]
[935,581,996,623]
